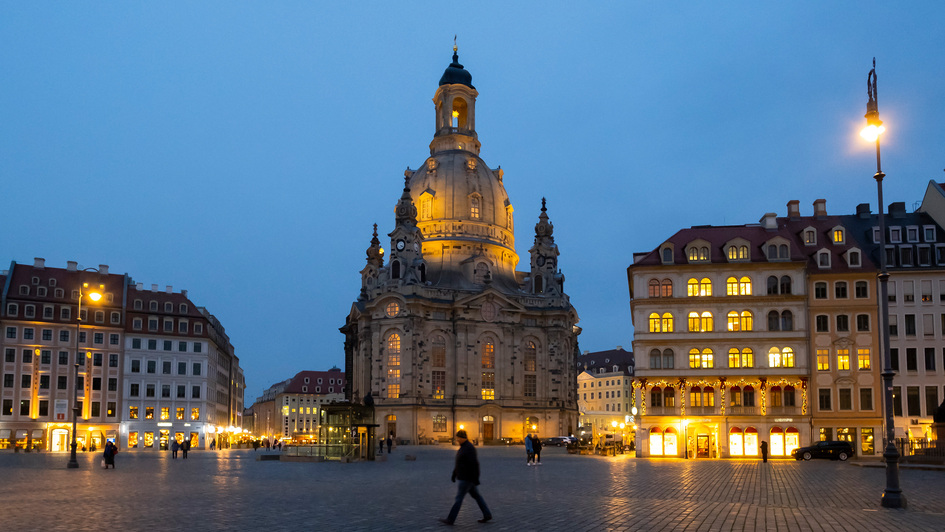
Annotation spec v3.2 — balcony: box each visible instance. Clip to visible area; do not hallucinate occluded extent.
[686,406,719,416]
[645,406,678,416]
[728,406,758,416]
[767,406,801,416]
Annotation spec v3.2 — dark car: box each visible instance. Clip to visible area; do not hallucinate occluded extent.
[543,436,572,447]
[792,440,854,461]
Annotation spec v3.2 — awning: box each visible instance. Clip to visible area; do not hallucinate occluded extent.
[15,429,28,439]
[0,429,10,439]
[31,429,43,439]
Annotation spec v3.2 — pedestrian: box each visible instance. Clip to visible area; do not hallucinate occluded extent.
[103,440,117,469]
[379,435,385,455]
[171,438,179,459]
[253,439,260,452]
[440,429,492,526]
[387,433,393,454]
[533,435,543,465]
[524,433,534,465]
[182,438,190,459]
[210,438,216,450]
[760,440,768,463]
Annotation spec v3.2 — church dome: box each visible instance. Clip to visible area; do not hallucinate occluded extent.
[438,50,474,89]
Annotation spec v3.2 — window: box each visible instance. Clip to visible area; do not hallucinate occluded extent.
[905,314,916,336]
[891,386,902,416]
[857,349,871,370]
[838,389,853,410]
[649,349,661,369]
[57,375,67,389]
[926,387,939,417]
[907,386,921,416]
[906,348,917,371]
[661,248,673,263]
[194,323,203,334]
[837,349,850,371]
[835,282,848,299]
[925,348,936,371]
[470,196,480,219]
[482,340,495,369]
[162,361,171,374]
[129,406,139,419]
[178,362,186,375]
[768,311,780,331]
[768,347,794,368]
[856,314,870,332]
[687,246,709,262]
[162,385,170,398]
[781,310,793,331]
[688,348,713,369]
[24,328,34,340]
[848,250,861,266]
[818,252,830,267]
[432,370,446,399]
[814,282,827,299]
[192,363,201,376]
[192,386,200,400]
[481,371,495,400]
[148,318,158,331]
[728,348,753,368]
[891,348,900,371]
[178,341,187,352]
[818,389,831,411]
[816,349,829,371]
[145,407,154,419]
[687,278,712,296]
[177,385,185,398]
[815,315,829,332]
[387,333,401,398]
[836,315,849,332]
[524,374,536,398]
[160,407,170,420]
[688,312,713,332]
[108,378,117,391]
[432,414,447,432]
[130,383,140,397]
[854,281,868,299]
[780,276,792,294]
[860,388,873,411]
[193,342,201,353]
[523,341,536,372]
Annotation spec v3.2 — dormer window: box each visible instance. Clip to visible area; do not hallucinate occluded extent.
[889,227,901,243]
[687,246,709,262]
[661,247,673,264]
[847,250,861,267]
[832,228,845,244]
[906,226,919,243]
[804,230,816,245]
[818,251,831,268]
[727,245,749,261]
[923,226,936,242]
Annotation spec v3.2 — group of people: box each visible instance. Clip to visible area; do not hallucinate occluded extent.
[524,433,543,465]
[170,438,191,459]
[102,440,118,469]
[378,432,394,454]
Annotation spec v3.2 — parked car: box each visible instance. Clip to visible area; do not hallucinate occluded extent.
[543,436,572,447]
[792,440,854,461]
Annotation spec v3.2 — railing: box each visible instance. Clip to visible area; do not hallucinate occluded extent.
[283,444,358,460]
[728,406,758,416]
[645,407,678,416]
[686,406,719,416]
[766,406,801,416]
[889,438,945,461]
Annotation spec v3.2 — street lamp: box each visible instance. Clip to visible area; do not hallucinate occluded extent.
[861,58,906,509]
[67,277,103,469]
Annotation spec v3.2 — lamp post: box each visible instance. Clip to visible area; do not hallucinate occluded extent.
[67,277,103,469]
[860,58,906,509]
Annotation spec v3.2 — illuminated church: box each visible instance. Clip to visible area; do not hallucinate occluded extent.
[341,47,580,444]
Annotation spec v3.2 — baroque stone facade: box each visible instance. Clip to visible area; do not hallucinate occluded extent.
[341,48,580,444]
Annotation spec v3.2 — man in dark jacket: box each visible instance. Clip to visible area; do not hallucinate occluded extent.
[440,430,492,525]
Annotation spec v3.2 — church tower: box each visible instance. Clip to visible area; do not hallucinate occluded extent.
[342,46,580,445]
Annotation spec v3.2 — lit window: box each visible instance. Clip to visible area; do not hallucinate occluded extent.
[833,229,844,244]
[470,196,480,219]
[160,407,170,420]
[857,348,871,370]
[524,341,536,372]
[481,371,495,400]
[837,349,850,371]
[782,347,795,367]
[387,333,401,366]
[769,347,782,368]
[817,349,829,371]
[482,340,495,368]
[129,406,138,419]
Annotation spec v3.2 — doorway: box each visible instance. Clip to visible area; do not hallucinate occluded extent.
[696,435,710,458]
[483,416,495,441]
[51,429,69,452]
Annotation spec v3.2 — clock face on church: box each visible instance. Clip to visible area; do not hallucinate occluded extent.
[396,239,405,251]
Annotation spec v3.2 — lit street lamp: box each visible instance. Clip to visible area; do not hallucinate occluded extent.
[67,276,103,469]
[861,58,906,509]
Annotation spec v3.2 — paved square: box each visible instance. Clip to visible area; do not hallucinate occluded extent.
[2,446,943,531]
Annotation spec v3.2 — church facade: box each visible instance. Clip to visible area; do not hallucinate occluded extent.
[341,48,580,444]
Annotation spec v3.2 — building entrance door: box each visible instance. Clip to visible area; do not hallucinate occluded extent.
[696,435,710,458]
[51,429,68,452]
[483,422,494,441]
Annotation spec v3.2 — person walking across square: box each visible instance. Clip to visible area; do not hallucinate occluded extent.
[440,430,492,526]
[525,433,534,465]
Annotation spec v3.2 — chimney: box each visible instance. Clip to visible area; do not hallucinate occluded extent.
[856,203,871,219]
[165,285,173,294]
[583,350,589,355]
[136,282,144,290]
[889,202,907,219]
[813,199,827,218]
[760,212,778,230]
[181,289,188,298]
[34,257,45,269]
[98,264,109,275]
[616,345,623,351]
[151,284,158,292]
[787,200,800,219]
[66,261,78,271]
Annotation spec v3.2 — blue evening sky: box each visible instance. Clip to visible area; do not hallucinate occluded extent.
[2,3,944,403]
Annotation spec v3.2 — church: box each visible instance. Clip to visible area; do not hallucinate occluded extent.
[341,46,580,444]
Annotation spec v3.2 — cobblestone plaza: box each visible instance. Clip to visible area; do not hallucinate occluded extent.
[2,446,943,531]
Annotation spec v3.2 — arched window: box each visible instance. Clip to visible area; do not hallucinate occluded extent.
[730,386,742,406]
[767,276,778,295]
[663,387,675,407]
[649,348,662,369]
[649,313,661,333]
[690,386,703,407]
[767,245,777,259]
[391,260,401,279]
[739,276,752,295]
[741,348,754,368]
[700,247,709,260]
[728,246,737,260]
[431,335,446,367]
[739,245,749,259]
[768,347,782,368]
[534,275,544,294]
[482,340,495,369]
[474,262,490,284]
[700,278,712,296]
[688,312,700,331]
[648,279,661,297]
[470,196,481,219]
[768,311,780,331]
[779,244,789,258]
[650,386,663,407]
[782,347,795,367]
[726,277,739,295]
[728,347,741,367]
[387,333,401,399]
[419,263,427,283]
[524,341,537,372]
[780,275,792,294]
[703,386,715,407]
[781,310,793,331]
[770,386,783,407]
[689,348,700,368]
[701,312,713,331]
[729,427,744,456]
[662,348,675,369]
[740,310,753,331]
[687,278,699,296]
[727,311,740,331]
[661,313,674,332]
[387,333,401,366]
[660,279,673,297]
[701,348,714,368]
[662,248,673,263]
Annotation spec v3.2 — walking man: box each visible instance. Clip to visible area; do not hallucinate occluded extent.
[760,440,768,463]
[440,430,492,526]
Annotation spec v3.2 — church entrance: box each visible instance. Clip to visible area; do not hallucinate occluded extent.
[482,416,495,441]
[386,415,396,440]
